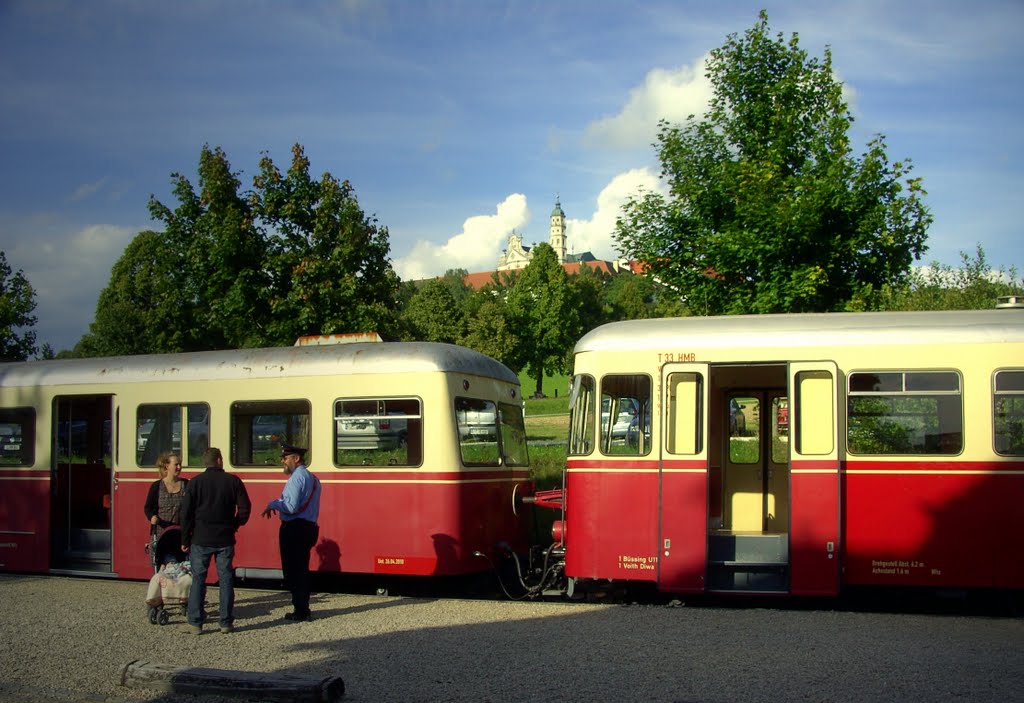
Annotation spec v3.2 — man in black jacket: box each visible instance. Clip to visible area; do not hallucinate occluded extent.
[180,447,251,634]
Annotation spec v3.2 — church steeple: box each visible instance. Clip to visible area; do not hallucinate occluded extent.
[549,195,566,263]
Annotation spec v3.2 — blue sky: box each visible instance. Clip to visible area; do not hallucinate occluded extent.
[2,0,1022,352]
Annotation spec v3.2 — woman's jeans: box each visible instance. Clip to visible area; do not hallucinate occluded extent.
[187,544,235,627]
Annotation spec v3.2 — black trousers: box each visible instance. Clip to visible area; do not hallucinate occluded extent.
[279,519,319,616]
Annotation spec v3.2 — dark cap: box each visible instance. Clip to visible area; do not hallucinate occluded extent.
[281,444,307,457]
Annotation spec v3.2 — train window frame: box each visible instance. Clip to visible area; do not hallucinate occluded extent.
[334,396,423,468]
[665,372,703,456]
[993,369,1024,456]
[847,370,963,456]
[497,401,529,468]
[455,397,500,467]
[231,399,310,467]
[567,374,596,456]
[0,407,35,467]
[136,403,210,468]
[599,374,652,457]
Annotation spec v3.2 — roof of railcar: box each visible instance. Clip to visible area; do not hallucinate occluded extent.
[0,342,519,388]
[575,310,1024,353]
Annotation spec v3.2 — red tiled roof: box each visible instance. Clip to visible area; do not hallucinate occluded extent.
[458,260,635,289]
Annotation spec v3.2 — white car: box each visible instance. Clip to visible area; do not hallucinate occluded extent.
[601,397,638,440]
[336,401,408,450]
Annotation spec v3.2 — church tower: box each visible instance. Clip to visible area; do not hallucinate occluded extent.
[549,196,566,263]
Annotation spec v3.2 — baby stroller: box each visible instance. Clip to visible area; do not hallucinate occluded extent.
[144,525,192,626]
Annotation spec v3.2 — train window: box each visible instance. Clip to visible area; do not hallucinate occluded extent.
[994,370,1024,456]
[600,375,652,456]
[729,397,759,464]
[498,402,529,467]
[456,397,500,466]
[334,397,422,467]
[567,375,596,456]
[666,372,703,455]
[0,408,35,467]
[796,371,834,456]
[136,404,210,467]
[847,371,962,455]
[231,400,310,467]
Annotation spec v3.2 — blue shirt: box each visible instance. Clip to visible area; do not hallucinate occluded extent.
[267,464,320,523]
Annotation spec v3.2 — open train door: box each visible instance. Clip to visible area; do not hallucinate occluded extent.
[788,361,841,596]
[51,395,114,575]
[657,363,709,592]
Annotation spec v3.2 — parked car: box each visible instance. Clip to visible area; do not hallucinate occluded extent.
[602,397,639,441]
[337,401,408,450]
[776,400,789,435]
[137,408,209,454]
[455,399,497,441]
[625,401,651,447]
[253,415,288,450]
[729,399,747,436]
[0,422,23,459]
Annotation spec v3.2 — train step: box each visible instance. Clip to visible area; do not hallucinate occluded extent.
[707,532,789,592]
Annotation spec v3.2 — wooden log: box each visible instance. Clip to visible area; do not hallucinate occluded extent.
[119,660,344,702]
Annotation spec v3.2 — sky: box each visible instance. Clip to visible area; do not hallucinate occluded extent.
[1,0,1022,353]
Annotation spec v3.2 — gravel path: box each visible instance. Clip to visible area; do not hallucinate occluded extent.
[1,574,1022,703]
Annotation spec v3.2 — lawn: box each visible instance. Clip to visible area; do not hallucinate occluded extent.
[520,369,570,489]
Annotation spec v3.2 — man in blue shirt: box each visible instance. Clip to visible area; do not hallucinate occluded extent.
[261,444,320,622]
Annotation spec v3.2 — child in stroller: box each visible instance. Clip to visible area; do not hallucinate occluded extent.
[145,525,192,625]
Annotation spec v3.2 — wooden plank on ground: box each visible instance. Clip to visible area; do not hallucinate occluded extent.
[119,659,344,702]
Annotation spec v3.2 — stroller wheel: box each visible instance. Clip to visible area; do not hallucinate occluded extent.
[148,606,158,625]
[158,609,170,626]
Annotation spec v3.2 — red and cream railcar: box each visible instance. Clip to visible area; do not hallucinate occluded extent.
[0,338,531,582]
[556,306,1024,596]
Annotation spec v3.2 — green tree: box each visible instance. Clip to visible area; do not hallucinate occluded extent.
[0,251,37,361]
[866,245,1023,311]
[605,273,655,321]
[80,143,399,356]
[77,230,179,356]
[506,243,579,396]
[570,262,612,334]
[148,145,269,350]
[461,297,520,370]
[440,268,473,311]
[615,11,931,314]
[401,278,466,343]
[252,144,400,343]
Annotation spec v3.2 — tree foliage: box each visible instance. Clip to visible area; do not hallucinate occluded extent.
[75,230,176,356]
[79,144,400,356]
[615,11,932,314]
[401,278,466,344]
[505,243,580,395]
[252,144,400,342]
[858,245,1023,312]
[0,251,37,361]
[461,297,520,370]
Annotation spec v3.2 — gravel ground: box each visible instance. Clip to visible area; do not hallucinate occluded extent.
[1,574,1022,703]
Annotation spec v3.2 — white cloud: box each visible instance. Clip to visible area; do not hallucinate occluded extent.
[584,55,714,150]
[566,169,666,261]
[392,169,667,282]
[1,218,138,351]
[392,194,530,281]
[68,177,109,203]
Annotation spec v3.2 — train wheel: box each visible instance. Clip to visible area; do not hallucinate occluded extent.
[158,609,170,626]
[376,587,388,597]
[148,606,158,625]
